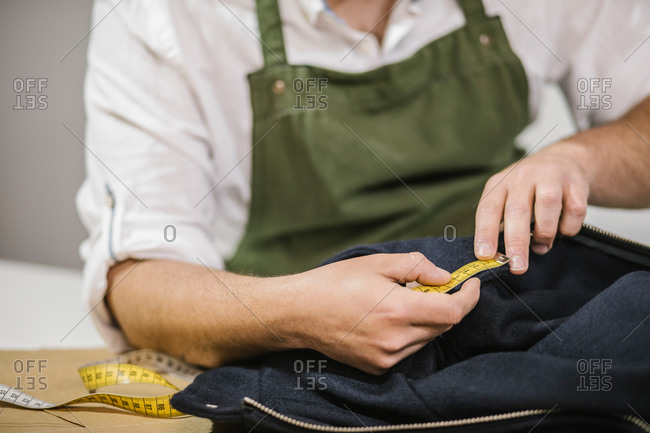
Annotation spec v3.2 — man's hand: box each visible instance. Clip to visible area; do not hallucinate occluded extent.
[474,97,650,274]
[474,96,650,274]
[285,253,481,375]
[474,143,590,274]
[108,254,480,376]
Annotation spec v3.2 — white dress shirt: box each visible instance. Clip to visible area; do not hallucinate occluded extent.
[77,0,650,352]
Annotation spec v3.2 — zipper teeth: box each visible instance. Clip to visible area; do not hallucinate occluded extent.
[581,223,650,250]
[244,397,551,432]
[244,398,650,432]
[615,413,650,433]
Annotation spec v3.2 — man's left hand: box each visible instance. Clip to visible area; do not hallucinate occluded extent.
[474,143,590,274]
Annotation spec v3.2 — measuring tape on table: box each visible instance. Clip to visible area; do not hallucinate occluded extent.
[411,252,510,294]
[0,349,202,418]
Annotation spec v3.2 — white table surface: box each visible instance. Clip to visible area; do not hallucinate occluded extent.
[0,259,104,350]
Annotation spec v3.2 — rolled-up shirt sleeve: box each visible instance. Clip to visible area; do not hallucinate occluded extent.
[76,0,222,352]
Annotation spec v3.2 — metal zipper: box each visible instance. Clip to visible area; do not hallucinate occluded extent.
[243,397,650,432]
[580,223,650,252]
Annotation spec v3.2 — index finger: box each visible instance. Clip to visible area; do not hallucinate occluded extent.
[475,182,506,260]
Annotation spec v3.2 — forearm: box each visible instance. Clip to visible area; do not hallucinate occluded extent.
[105,253,477,375]
[106,259,296,367]
[553,96,650,208]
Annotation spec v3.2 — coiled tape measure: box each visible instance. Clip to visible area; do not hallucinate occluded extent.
[411,252,510,294]
[0,255,509,418]
[0,349,201,418]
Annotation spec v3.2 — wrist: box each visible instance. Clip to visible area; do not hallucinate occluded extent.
[546,138,595,186]
[258,273,309,351]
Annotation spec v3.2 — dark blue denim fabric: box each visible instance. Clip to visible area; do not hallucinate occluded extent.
[172,232,650,431]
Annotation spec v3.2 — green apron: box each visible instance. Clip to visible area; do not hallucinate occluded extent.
[226,0,529,276]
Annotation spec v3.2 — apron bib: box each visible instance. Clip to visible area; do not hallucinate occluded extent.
[227,0,529,276]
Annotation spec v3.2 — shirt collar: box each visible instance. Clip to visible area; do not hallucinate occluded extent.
[297,0,327,25]
[298,0,422,26]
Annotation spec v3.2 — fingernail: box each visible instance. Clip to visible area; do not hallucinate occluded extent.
[477,242,492,258]
[531,242,549,255]
[510,255,526,271]
[439,269,452,280]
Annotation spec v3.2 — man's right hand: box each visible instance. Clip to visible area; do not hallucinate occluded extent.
[107,253,480,376]
[282,253,481,375]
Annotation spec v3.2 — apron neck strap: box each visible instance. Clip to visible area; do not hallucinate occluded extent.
[254,0,489,67]
[255,0,288,67]
[457,0,488,24]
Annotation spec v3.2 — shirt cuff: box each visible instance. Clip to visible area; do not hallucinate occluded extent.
[81,214,223,353]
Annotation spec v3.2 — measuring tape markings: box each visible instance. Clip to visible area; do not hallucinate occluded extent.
[84,348,202,381]
[78,363,180,391]
[0,383,182,418]
[411,252,510,294]
[0,350,201,418]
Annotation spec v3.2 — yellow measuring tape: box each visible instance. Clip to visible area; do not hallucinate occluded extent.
[0,349,202,418]
[412,252,510,294]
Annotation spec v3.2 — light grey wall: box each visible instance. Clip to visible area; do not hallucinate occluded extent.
[0,0,91,269]
[0,1,648,271]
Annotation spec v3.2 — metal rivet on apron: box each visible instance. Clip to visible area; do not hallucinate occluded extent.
[271,80,286,95]
[479,33,492,47]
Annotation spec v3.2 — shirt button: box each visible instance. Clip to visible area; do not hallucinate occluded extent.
[271,80,286,95]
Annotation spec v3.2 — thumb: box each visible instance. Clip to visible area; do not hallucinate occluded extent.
[379,252,452,286]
